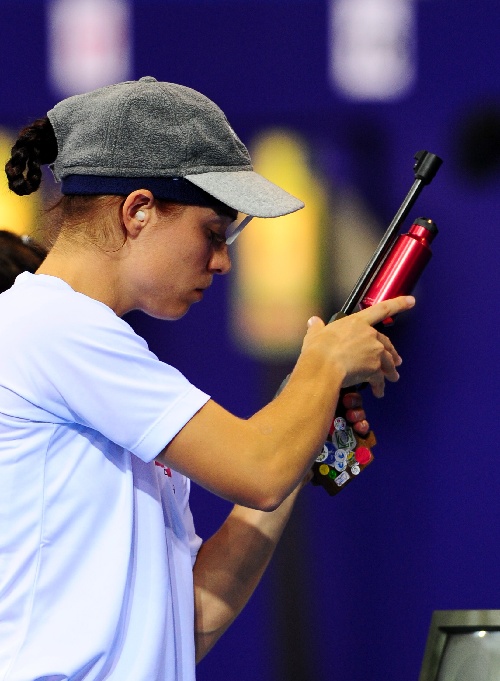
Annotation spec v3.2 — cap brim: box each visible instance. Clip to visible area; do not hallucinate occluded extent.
[184,169,304,218]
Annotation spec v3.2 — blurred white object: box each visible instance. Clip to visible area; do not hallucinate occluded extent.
[329,0,416,100]
[48,0,132,97]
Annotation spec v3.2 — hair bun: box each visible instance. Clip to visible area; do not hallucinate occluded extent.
[5,117,58,196]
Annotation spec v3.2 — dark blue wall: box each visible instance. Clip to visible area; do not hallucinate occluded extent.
[2,2,500,680]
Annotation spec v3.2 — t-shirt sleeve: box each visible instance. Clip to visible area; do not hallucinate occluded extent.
[24,300,210,462]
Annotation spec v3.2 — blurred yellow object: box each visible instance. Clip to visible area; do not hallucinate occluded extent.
[231,130,328,359]
[0,128,41,237]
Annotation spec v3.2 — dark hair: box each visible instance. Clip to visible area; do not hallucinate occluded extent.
[0,230,47,293]
[5,117,58,196]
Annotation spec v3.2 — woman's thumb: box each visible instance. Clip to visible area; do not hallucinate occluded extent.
[306,315,325,330]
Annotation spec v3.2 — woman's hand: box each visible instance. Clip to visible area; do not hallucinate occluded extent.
[301,296,415,398]
[342,391,369,436]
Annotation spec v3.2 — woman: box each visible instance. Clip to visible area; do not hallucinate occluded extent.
[0,76,413,681]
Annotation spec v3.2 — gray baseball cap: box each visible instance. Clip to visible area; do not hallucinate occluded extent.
[47,76,304,219]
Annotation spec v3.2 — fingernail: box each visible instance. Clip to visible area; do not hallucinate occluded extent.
[406,296,416,306]
[307,316,317,327]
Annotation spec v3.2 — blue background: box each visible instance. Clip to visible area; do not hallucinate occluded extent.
[2,2,499,680]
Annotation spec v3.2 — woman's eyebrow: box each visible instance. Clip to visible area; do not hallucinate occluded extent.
[213,207,238,222]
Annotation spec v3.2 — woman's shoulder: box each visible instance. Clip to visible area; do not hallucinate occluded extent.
[1,272,143,350]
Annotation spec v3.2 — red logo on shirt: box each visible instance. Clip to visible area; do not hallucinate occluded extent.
[155,461,172,477]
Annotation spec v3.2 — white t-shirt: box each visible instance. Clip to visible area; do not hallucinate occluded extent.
[0,273,210,681]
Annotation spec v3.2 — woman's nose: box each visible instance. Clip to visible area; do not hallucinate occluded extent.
[209,245,232,275]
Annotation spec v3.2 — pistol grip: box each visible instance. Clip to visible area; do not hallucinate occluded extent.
[311,389,376,496]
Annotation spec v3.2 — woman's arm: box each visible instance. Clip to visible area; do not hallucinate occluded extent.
[192,393,369,662]
[157,296,414,510]
[193,481,303,662]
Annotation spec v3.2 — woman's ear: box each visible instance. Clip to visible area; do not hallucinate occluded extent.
[121,190,155,237]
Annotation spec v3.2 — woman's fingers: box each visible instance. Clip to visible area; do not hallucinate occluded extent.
[368,332,403,391]
[368,374,386,398]
[376,331,402,367]
[352,419,370,436]
[303,296,414,398]
[345,407,366,422]
[380,350,400,383]
[342,393,369,435]
[357,296,415,327]
[342,392,362,409]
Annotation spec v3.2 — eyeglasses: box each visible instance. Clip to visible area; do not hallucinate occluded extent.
[225,215,253,245]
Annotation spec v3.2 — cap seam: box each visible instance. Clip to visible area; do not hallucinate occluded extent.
[158,82,188,168]
[109,83,139,166]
